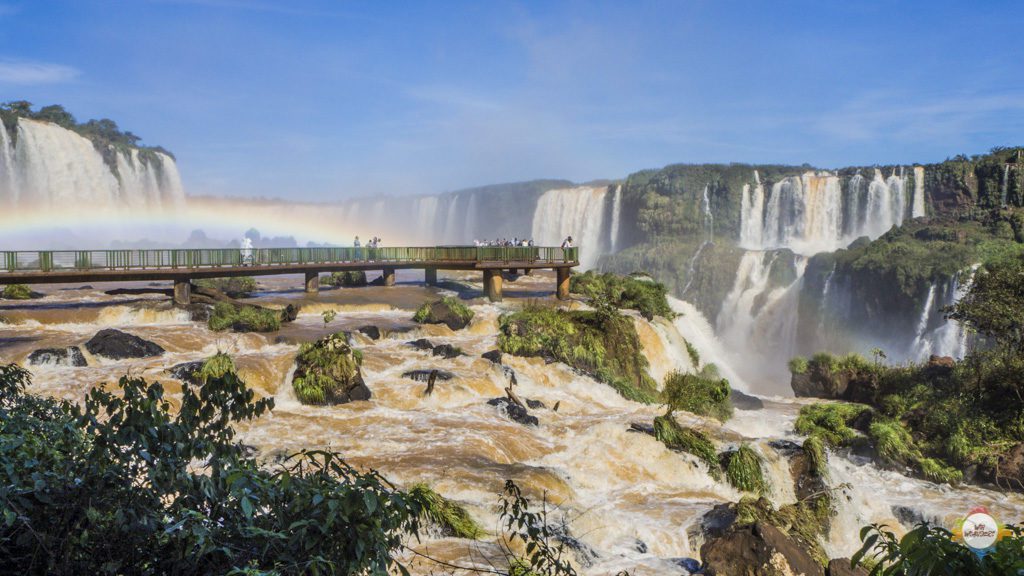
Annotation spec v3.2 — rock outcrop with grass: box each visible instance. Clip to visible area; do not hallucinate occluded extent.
[291,333,370,405]
[412,296,474,330]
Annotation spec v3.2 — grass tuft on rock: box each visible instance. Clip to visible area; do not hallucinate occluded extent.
[208,302,281,333]
[197,352,236,382]
[2,284,32,300]
[723,444,766,495]
[413,296,475,330]
[794,402,870,447]
[498,304,658,403]
[653,414,721,478]
[662,370,733,422]
[292,333,363,405]
[802,436,828,479]
[408,483,484,539]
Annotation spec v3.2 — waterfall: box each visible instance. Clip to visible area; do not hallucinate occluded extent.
[911,266,978,361]
[443,194,459,244]
[1,117,185,211]
[609,184,623,252]
[1003,164,1011,207]
[701,184,714,241]
[758,172,843,255]
[739,172,765,248]
[531,186,608,269]
[863,168,908,239]
[912,166,926,218]
[463,192,478,242]
[668,297,750,391]
[679,241,710,297]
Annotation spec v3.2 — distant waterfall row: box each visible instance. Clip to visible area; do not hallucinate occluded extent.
[740,168,925,255]
[0,117,185,210]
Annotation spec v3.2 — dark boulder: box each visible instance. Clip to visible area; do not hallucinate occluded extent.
[402,369,455,382]
[357,325,382,340]
[701,522,825,576]
[280,304,300,323]
[408,338,435,351]
[167,361,204,384]
[487,397,539,426]
[482,349,503,364]
[413,297,474,330]
[732,388,764,410]
[28,346,87,367]
[768,439,803,455]
[791,362,878,404]
[85,329,165,359]
[431,343,462,359]
[186,303,211,322]
[525,398,546,410]
[827,558,869,576]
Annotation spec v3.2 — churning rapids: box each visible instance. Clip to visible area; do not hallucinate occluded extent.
[2,273,1022,575]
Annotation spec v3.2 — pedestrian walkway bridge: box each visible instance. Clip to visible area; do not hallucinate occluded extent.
[0,246,579,303]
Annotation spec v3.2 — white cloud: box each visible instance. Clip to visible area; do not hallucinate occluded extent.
[0,59,80,85]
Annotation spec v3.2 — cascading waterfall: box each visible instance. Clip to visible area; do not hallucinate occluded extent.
[1,117,185,210]
[739,171,766,248]
[1003,164,1011,207]
[531,186,608,269]
[910,285,938,358]
[701,184,714,241]
[911,266,977,361]
[912,166,926,218]
[754,172,846,254]
[609,184,623,252]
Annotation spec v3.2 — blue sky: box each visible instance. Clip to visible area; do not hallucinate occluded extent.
[1,0,1023,201]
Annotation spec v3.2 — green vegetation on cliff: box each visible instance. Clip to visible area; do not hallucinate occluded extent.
[569,270,674,320]
[794,255,1024,488]
[0,359,422,574]
[723,445,766,495]
[498,304,658,403]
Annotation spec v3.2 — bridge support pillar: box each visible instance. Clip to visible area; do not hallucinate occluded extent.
[424,267,437,286]
[484,269,503,302]
[383,267,396,287]
[523,268,533,276]
[556,267,571,300]
[304,272,320,294]
[173,279,191,306]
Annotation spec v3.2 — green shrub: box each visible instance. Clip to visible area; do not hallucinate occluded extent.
[653,414,720,478]
[869,419,915,466]
[1,284,32,300]
[788,357,809,375]
[292,333,362,405]
[569,270,674,320]
[684,340,700,367]
[662,370,733,422]
[498,305,658,403]
[195,276,257,297]
[413,296,474,327]
[408,483,483,539]
[0,360,422,574]
[323,271,367,287]
[723,444,766,495]
[794,402,871,447]
[208,302,281,332]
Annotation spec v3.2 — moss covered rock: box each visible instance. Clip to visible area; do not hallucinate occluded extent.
[1,284,40,300]
[208,302,282,333]
[569,270,674,320]
[662,369,733,422]
[291,333,370,405]
[722,444,766,495]
[408,483,483,539]
[194,277,257,297]
[653,414,720,478]
[323,271,367,287]
[413,296,474,330]
[498,304,658,403]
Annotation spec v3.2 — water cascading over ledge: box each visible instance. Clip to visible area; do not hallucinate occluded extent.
[0,117,185,211]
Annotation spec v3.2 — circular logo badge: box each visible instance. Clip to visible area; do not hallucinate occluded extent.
[961,512,1000,550]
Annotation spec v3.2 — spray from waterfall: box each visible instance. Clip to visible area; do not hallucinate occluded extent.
[531,186,608,269]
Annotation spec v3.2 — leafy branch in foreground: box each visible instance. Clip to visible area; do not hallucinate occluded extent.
[853,522,1024,575]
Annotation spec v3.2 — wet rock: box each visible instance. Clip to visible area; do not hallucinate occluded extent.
[167,361,204,384]
[402,369,454,382]
[673,558,702,574]
[413,297,474,330]
[525,398,546,410]
[701,522,824,576]
[186,303,211,322]
[549,523,599,568]
[791,362,878,404]
[827,558,869,576]
[482,349,503,364]
[500,364,518,384]
[357,325,381,340]
[85,329,165,359]
[28,346,87,367]
[408,338,435,351]
[629,422,656,435]
[431,343,462,359]
[280,303,300,323]
[487,397,539,426]
[768,439,802,455]
[891,505,925,527]
[79,285,93,290]
[731,388,764,410]
[634,540,647,553]
[690,503,738,546]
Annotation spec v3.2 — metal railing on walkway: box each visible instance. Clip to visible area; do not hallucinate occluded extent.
[1,246,580,273]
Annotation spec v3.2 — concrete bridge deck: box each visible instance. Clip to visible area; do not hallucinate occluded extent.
[0,246,579,303]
